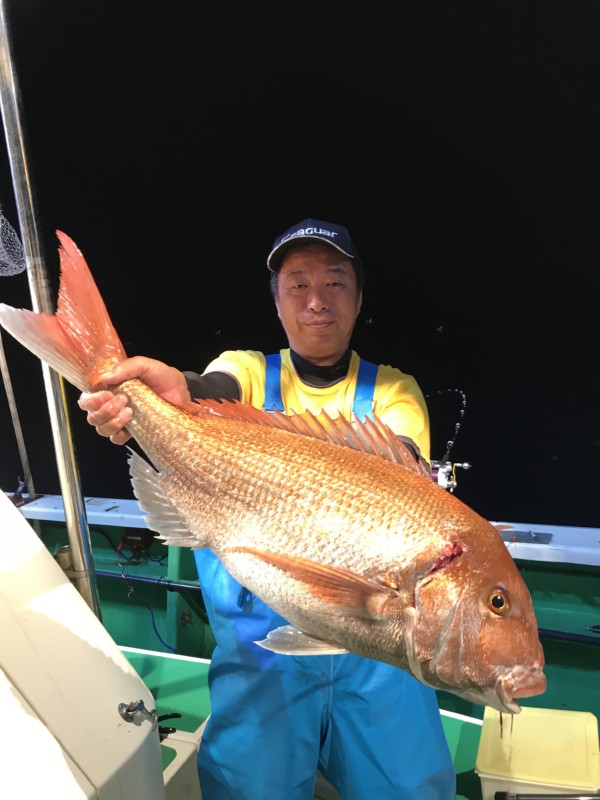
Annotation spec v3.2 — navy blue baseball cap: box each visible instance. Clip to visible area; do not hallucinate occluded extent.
[267,218,363,278]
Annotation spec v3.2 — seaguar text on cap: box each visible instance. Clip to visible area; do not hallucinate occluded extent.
[281,226,340,244]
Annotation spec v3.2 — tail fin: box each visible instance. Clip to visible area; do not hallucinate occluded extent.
[0,231,127,392]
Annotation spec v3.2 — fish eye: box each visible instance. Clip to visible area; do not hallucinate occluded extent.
[488,588,510,615]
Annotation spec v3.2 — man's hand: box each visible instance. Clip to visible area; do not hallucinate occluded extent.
[77,356,191,445]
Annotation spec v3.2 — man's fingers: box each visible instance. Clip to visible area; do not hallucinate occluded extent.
[109,429,132,446]
[88,395,128,423]
[93,406,133,437]
[78,390,114,412]
[78,392,132,439]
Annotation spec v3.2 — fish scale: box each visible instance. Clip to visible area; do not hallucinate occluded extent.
[0,229,547,714]
[128,383,443,565]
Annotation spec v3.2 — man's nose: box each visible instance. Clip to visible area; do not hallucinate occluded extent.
[307,288,327,311]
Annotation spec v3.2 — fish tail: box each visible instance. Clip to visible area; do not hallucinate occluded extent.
[0,231,127,392]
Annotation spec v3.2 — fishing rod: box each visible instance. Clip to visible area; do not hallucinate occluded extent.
[0,1,101,617]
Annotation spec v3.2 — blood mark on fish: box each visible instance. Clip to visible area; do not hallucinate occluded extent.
[432,542,463,572]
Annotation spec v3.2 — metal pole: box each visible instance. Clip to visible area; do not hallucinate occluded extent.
[0,0,101,618]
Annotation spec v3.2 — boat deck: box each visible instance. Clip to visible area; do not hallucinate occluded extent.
[122,646,484,800]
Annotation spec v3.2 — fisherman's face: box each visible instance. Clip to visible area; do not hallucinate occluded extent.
[275,242,362,366]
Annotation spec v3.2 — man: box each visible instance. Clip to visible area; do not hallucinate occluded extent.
[79,218,456,799]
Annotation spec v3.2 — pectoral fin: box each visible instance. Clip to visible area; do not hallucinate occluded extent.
[225,546,397,619]
[255,624,349,655]
[127,449,204,547]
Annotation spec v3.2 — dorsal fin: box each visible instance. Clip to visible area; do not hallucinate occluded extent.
[182,397,430,478]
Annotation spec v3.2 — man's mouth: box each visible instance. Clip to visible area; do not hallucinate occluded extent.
[305,320,334,328]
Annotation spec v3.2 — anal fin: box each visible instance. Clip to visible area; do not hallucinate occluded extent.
[255,624,349,656]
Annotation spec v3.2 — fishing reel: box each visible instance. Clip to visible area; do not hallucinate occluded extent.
[426,388,470,492]
[431,460,471,493]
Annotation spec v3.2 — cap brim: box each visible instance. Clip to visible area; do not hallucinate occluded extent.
[267,236,354,271]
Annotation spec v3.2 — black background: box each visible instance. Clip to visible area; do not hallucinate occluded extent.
[0,1,598,527]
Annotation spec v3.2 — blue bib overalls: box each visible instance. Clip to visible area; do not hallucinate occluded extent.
[194,355,455,799]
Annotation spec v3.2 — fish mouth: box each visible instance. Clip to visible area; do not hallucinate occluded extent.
[494,665,547,714]
[431,664,546,716]
[456,681,523,715]
[503,666,547,699]
[493,686,523,715]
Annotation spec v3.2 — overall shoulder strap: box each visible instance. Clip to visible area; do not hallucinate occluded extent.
[265,352,378,419]
[263,352,284,412]
[352,358,378,421]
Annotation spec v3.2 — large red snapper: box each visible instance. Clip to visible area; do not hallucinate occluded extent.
[0,231,546,714]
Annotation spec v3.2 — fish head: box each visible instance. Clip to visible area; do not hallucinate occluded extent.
[409,533,546,714]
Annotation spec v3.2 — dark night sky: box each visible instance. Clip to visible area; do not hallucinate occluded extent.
[0,1,598,527]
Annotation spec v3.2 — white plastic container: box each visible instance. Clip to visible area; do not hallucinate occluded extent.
[0,491,165,799]
[475,705,600,799]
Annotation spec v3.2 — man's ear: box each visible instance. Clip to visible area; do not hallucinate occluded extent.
[356,289,363,315]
